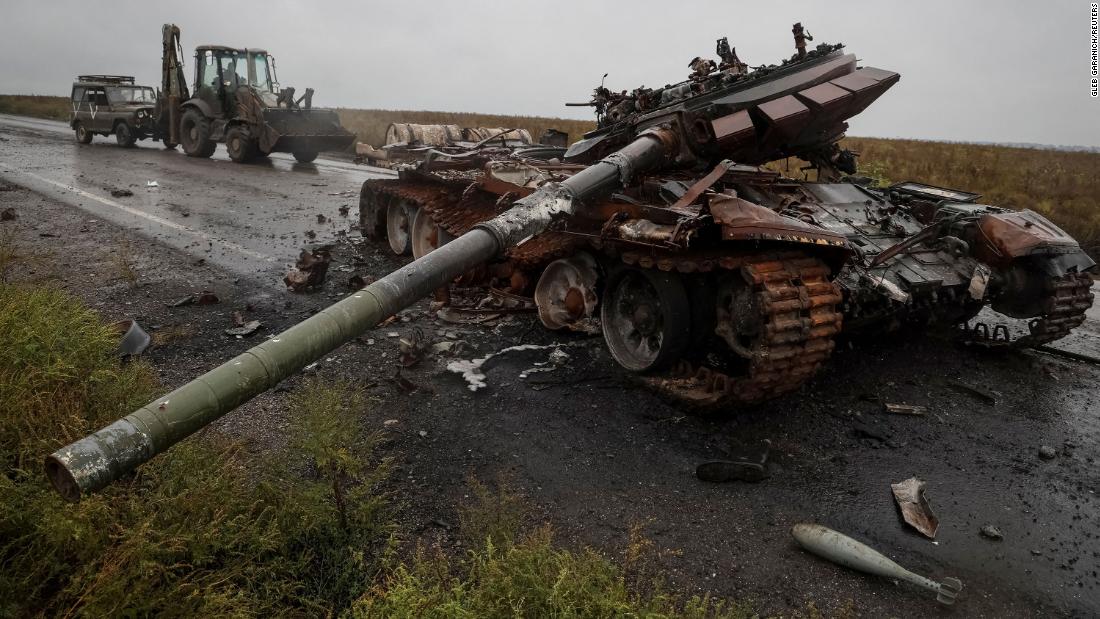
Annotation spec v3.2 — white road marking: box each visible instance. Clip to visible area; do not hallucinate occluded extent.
[0,166,277,263]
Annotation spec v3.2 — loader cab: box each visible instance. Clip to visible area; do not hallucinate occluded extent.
[193,46,279,115]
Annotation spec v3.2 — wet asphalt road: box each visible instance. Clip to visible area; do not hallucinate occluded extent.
[0,113,394,282]
[2,113,1100,616]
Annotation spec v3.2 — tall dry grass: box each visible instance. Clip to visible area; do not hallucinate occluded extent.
[0,95,70,122]
[843,137,1100,257]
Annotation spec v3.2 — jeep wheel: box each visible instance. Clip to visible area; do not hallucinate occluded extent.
[226,127,257,163]
[292,149,319,163]
[115,122,137,148]
[179,109,216,158]
[75,122,93,144]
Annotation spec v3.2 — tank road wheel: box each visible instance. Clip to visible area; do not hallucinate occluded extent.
[410,207,454,259]
[385,201,417,255]
[179,109,216,158]
[114,122,137,148]
[74,122,93,144]
[293,149,319,163]
[226,126,257,163]
[601,267,691,372]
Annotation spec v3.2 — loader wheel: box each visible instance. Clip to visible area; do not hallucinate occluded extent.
[226,127,257,163]
[180,109,216,158]
[601,267,691,372]
[75,122,93,144]
[115,122,136,148]
[292,149,319,163]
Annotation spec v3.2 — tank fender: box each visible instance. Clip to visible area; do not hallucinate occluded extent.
[710,194,849,248]
[710,195,850,273]
[975,209,1095,275]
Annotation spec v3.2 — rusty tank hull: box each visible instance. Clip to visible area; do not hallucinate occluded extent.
[359,31,1094,407]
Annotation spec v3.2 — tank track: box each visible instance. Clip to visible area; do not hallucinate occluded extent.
[633,252,843,408]
[960,271,1094,348]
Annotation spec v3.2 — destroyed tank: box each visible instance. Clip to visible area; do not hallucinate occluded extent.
[46,25,1095,501]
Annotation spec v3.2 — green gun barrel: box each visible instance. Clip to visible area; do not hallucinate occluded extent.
[45,128,676,501]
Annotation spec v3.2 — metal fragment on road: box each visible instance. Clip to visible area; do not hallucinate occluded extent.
[113,319,151,356]
[884,403,926,416]
[791,523,962,605]
[283,247,331,292]
[224,320,262,337]
[891,477,939,539]
[979,524,1003,540]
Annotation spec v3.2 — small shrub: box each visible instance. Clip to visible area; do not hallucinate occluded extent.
[351,481,748,619]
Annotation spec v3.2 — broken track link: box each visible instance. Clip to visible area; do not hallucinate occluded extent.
[960,271,1095,349]
[641,252,843,408]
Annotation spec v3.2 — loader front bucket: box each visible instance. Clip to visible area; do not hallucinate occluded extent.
[259,108,356,155]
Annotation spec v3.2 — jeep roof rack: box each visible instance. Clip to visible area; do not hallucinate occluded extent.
[76,75,135,85]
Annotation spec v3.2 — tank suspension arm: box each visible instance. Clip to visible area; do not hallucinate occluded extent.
[44,127,678,502]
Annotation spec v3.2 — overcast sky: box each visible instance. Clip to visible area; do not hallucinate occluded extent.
[2,0,1097,147]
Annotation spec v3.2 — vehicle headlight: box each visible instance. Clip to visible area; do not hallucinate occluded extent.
[137,110,145,119]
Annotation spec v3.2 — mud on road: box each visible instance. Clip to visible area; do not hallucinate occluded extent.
[2,114,1099,617]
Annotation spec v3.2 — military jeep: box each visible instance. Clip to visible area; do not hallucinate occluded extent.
[69,75,163,147]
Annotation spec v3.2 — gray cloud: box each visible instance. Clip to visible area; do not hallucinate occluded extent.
[2,0,1097,147]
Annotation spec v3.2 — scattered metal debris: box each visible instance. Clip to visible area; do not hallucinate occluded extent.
[884,403,926,416]
[110,188,133,198]
[791,523,962,605]
[398,328,427,367]
[1035,345,1100,366]
[979,524,1004,540]
[347,274,371,290]
[697,441,770,483]
[946,380,998,405]
[225,320,262,337]
[112,319,151,356]
[891,477,939,539]
[0,207,15,221]
[283,248,331,292]
[145,181,159,188]
[548,348,571,366]
[169,291,219,306]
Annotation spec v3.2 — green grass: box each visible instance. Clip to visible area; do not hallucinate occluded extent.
[0,285,390,616]
[352,480,749,619]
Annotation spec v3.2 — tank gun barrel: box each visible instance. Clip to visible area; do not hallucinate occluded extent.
[44,128,678,501]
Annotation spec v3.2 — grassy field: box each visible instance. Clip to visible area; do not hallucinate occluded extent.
[2,93,1097,256]
[0,94,69,122]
